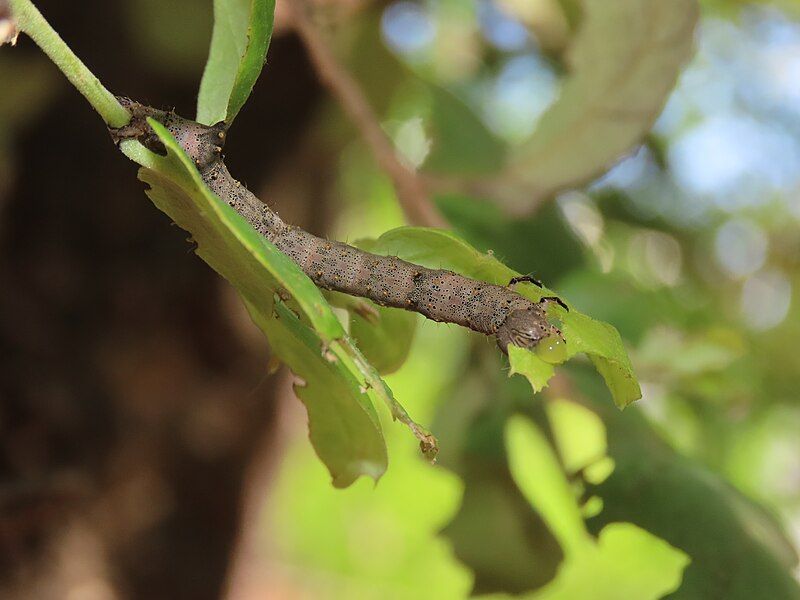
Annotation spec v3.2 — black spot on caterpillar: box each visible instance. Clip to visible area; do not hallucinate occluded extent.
[110,100,564,352]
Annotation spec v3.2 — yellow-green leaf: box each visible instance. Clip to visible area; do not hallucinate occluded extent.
[505,415,689,600]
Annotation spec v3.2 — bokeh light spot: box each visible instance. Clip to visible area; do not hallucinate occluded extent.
[714,218,768,279]
[382,2,436,56]
[740,268,792,331]
[477,0,529,51]
[483,54,558,143]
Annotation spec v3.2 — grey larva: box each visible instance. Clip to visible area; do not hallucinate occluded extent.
[111,100,565,352]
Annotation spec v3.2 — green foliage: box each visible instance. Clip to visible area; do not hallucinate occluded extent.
[113,118,640,488]
[367,226,641,407]
[119,122,393,487]
[421,84,507,175]
[267,327,472,598]
[436,196,584,282]
[505,415,689,600]
[508,345,555,394]
[436,378,564,595]
[346,13,506,176]
[196,0,275,125]
[434,348,800,598]
[574,369,800,599]
[322,290,418,376]
[435,372,691,598]
[254,301,389,486]
[561,312,641,409]
[525,523,690,600]
[349,304,417,375]
[502,0,699,208]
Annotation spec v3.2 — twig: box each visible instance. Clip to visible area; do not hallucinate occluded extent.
[287,0,445,228]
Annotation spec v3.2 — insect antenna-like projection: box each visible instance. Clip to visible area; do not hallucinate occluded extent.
[112,100,567,353]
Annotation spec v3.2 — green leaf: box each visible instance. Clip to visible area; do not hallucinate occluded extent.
[436,195,584,282]
[508,345,555,394]
[435,375,564,595]
[267,329,471,598]
[506,416,590,552]
[572,370,800,600]
[505,415,690,600]
[248,300,387,487]
[350,304,417,375]
[197,0,275,125]
[561,312,641,409]
[368,226,642,407]
[119,121,389,487]
[529,523,691,600]
[503,0,699,208]
[546,399,610,479]
[422,84,507,175]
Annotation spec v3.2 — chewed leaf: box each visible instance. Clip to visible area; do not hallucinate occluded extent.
[560,311,641,409]
[249,300,387,487]
[368,226,641,407]
[119,125,389,487]
[503,0,699,210]
[197,0,275,125]
[508,345,555,394]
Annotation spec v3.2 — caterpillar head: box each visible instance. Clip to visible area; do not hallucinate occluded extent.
[496,305,562,352]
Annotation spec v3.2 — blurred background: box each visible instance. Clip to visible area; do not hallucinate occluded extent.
[2,0,800,598]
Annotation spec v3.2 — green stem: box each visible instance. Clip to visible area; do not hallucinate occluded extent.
[9,0,129,127]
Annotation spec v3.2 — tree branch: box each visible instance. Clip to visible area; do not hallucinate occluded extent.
[287,0,445,228]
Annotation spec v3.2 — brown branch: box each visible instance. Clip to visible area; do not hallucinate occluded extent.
[287,0,446,228]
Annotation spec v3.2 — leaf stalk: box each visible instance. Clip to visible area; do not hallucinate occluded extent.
[8,0,129,127]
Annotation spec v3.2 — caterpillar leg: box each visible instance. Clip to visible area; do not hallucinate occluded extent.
[508,274,543,288]
[539,296,569,312]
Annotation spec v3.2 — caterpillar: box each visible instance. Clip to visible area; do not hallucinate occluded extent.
[111,100,566,353]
